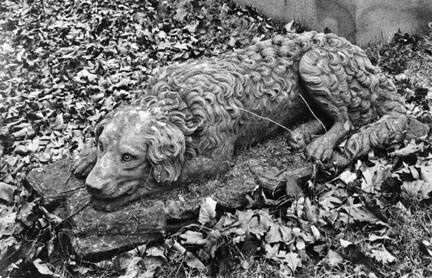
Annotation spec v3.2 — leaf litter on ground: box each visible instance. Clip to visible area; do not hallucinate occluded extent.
[1,0,432,277]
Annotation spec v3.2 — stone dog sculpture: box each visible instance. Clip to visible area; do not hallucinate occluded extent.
[73,31,428,210]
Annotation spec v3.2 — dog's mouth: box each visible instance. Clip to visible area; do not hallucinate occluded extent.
[89,180,165,211]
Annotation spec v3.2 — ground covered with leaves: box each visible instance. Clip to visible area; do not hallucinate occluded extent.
[1,0,432,277]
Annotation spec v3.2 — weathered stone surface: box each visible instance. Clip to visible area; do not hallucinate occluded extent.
[26,159,84,206]
[26,156,262,259]
[70,190,166,261]
[26,161,166,260]
[26,131,318,260]
[28,112,427,259]
[73,31,421,214]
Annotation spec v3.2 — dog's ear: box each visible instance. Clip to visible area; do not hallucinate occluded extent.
[95,120,106,139]
[94,112,114,140]
[145,122,185,184]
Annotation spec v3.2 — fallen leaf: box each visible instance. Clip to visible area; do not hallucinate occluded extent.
[118,256,143,278]
[74,68,98,83]
[180,231,206,245]
[390,141,423,157]
[146,246,166,259]
[367,234,392,242]
[16,202,36,227]
[310,225,320,241]
[338,170,358,184]
[0,182,16,204]
[184,251,206,271]
[340,239,353,248]
[342,205,386,226]
[361,162,392,193]
[198,197,217,225]
[284,252,301,273]
[402,180,432,199]
[304,197,319,223]
[328,249,343,266]
[370,246,396,264]
[33,258,56,276]
[0,205,17,236]
[418,240,432,257]
[420,164,432,184]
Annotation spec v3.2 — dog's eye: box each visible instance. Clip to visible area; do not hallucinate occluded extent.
[121,153,135,162]
[98,141,104,152]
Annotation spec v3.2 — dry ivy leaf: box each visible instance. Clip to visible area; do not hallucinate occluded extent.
[295,239,306,251]
[173,6,188,22]
[72,266,91,275]
[341,205,386,226]
[265,224,293,244]
[340,239,353,248]
[402,180,432,199]
[248,209,274,239]
[319,195,343,210]
[338,170,358,184]
[198,197,217,225]
[304,197,319,223]
[310,225,320,241]
[360,162,392,193]
[184,251,206,271]
[16,202,36,227]
[390,140,424,157]
[33,258,56,276]
[419,164,432,184]
[199,230,220,260]
[418,240,432,257]
[285,175,304,197]
[264,243,280,259]
[284,252,301,273]
[367,234,392,242]
[118,256,143,278]
[219,209,254,238]
[167,239,187,258]
[74,68,98,83]
[146,246,166,259]
[370,246,397,264]
[0,182,16,204]
[264,225,281,244]
[327,249,343,266]
[179,231,206,245]
[0,205,17,237]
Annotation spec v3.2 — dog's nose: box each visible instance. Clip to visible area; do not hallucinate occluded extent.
[85,170,106,196]
[86,183,103,196]
[86,183,102,196]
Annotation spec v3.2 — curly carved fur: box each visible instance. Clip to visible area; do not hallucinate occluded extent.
[76,31,417,209]
[134,31,404,170]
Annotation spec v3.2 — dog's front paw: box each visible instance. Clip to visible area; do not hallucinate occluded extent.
[306,136,334,162]
[72,150,97,178]
[287,130,308,150]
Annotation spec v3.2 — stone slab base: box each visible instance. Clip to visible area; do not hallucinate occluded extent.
[26,134,313,260]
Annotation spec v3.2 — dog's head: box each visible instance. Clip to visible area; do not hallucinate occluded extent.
[85,107,186,208]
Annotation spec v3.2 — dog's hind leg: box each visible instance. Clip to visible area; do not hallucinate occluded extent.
[299,48,354,161]
[343,114,429,160]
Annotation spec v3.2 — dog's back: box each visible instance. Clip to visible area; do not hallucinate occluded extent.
[135,32,406,155]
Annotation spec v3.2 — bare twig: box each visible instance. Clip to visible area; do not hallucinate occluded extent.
[298,94,327,132]
[238,107,294,135]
